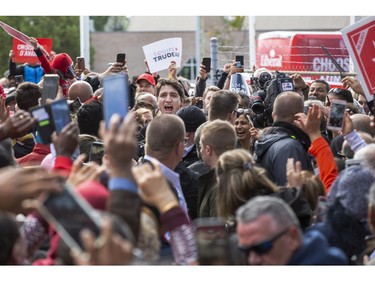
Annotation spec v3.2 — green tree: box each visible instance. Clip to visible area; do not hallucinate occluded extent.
[90,16,110,32]
[0,16,80,76]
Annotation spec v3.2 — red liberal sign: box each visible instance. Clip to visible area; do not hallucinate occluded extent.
[12,38,53,64]
[341,17,375,101]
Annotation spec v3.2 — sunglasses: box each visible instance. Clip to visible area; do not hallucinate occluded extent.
[235,108,251,117]
[237,228,289,256]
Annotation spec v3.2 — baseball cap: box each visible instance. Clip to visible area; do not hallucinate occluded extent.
[136,73,156,86]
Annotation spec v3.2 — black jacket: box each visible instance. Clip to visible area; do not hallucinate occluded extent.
[288,229,347,265]
[254,121,313,186]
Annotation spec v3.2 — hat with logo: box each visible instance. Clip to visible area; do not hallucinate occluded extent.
[176,105,207,132]
[136,73,156,86]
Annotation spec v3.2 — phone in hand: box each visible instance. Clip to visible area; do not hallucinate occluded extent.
[116,53,126,66]
[41,74,59,105]
[194,218,231,265]
[49,99,72,134]
[29,105,53,144]
[202,57,211,73]
[38,183,102,251]
[102,73,129,128]
[69,97,82,114]
[76,57,85,70]
[88,141,104,165]
[327,99,347,131]
[235,55,244,68]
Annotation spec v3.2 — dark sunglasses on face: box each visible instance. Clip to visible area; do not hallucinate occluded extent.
[237,227,289,256]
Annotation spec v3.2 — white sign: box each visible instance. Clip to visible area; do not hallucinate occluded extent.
[142,38,182,73]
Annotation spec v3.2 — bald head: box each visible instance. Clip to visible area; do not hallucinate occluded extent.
[145,114,185,157]
[272,92,304,123]
[68,81,93,102]
[350,114,375,137]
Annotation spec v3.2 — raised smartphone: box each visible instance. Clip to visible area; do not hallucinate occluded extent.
[327,99,347,131]
[41,74,59,105]
[102,73,129,128]
[76,57,85,70]
[38,184,102,251]
[202,57,211,73]
[49,99,72,134]
[29,105,53,144]
[116,53,126,66]
[235,55,244,68]
[88,141,104,165]
[194,217,231,265]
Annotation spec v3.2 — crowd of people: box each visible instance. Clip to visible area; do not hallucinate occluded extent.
[0,35,375,266]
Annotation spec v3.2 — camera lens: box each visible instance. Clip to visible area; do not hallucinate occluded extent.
[251,99,265,114]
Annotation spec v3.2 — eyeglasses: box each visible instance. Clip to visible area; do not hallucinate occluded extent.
[237,228,289,256]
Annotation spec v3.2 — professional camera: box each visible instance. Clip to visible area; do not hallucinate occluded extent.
[264,70,294,111]
[250,69,272,92]
[251,70,295,128]
[250,90,266,114]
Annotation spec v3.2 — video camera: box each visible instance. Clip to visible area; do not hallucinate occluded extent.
[250,70,295,128]
[250,71,272,91]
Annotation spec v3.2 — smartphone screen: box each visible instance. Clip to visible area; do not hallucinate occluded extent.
[38,184,102,251]
[235,55,244,68]
[69,97,82,114]
[76,57,85,70]
[88,141,104,165]
[202,57,211,72]
[194,218,231,265]
[102,73,129,128]
[42,74,59,105]
[29,105,53,144]
[327,99,347,131]
[116,53,126,66]
[49,99,71,134]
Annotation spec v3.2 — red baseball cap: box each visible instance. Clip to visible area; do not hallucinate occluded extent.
[136,73,156,86]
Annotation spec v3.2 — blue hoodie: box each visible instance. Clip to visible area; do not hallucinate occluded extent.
[288,230,348,265]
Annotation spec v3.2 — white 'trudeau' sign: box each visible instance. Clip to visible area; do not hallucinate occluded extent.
[142,37,182,73]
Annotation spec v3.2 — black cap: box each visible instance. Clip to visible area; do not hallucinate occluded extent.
[176,105,207,132]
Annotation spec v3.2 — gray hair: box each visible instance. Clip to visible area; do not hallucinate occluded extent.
[354,143,375,173]
[236,196,301,230]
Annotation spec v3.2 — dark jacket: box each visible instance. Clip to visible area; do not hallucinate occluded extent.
[254,121,313,186]
[273,187,312,232]
[188,159,211,177]
[174,162,199,220]
[197,168,217,218]
[182,144,200,168]
[288,229,348,265]
[312,199,371,265]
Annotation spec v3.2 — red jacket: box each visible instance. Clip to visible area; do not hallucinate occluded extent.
[16,143,51,166]
[308,137,338,193]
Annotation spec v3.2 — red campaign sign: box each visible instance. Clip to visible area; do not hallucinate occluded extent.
[12,38,53,64]
[341,17,375,101]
